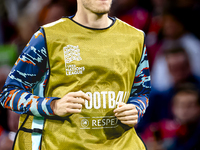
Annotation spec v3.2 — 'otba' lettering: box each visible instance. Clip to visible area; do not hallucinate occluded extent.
[85,91,129,109]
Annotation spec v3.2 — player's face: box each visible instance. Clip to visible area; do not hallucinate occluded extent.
[80,0,113,14]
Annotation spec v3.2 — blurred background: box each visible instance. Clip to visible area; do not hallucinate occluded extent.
[0,0,200,149]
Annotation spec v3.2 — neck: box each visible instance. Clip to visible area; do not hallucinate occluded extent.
[73,6,112,29]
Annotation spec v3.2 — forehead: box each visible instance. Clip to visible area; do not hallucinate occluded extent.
[166,53,187,64]
[174,92,198,105]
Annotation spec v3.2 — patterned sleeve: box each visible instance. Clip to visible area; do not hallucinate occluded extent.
[0,28,58,117]
[127,45,151,122]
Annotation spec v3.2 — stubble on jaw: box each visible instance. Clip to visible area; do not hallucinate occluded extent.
[81,0,113,15]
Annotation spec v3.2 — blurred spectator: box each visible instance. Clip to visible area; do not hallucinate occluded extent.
[150,7,200,91]
[0,19,3,44]
[39,0,77,25]
[0,1,18,45]
[0,132,14,150]
[39,3,67,25]
[0,65,20,150]
[0,66,11,131]
[4,0,50,25]
[141,83,200,150]
[0,45,18,67]
[146,0,200,69]
[110,0,151,33]
[136,47,200,133]
[0,3,19,146]
[0,111,19,150]
[174,0,200,39]
[145,0,169,69]
[13,0,77,53]
[13,0,51,52]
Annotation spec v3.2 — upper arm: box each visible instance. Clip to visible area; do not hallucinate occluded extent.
[0,28,56,116]
[131,45,151,97]
[5,28,48,91]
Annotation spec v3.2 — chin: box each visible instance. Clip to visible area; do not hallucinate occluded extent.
[94,8,110,14]
[96,11,109,15]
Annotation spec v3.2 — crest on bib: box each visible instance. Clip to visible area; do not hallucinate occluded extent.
[63,45,85,76]
[63,45,82,64]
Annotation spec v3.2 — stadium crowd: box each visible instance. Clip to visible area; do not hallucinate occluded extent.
[0,0,200,149]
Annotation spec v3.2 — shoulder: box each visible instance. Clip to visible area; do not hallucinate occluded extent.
[42,17,71,40]
[114,18,145,37]
[42,18,69,30]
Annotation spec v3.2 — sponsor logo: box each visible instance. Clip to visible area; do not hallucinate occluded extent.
[81,118,90,128]
[80,116,118,129]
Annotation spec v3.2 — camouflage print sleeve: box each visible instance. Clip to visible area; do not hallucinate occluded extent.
[127,45,151,122]
[0,28,58,117]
